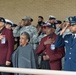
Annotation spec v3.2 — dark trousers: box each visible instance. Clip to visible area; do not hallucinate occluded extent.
[37,54,50,69]
[0,65,14,75]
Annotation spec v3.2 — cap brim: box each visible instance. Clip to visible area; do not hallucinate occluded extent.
[70,23,76,26]
[49,18,56,20]
[70,21,76,25]
[0,21,5,23]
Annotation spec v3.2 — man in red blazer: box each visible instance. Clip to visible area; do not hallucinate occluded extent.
[36,23,65,70]
[0,17,14,75]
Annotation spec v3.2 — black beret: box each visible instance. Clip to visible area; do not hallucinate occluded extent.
[55,20,62,24]
[38,16,44,19]
[0,17,6,23]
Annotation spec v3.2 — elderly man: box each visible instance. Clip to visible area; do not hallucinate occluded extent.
[36,23,65,70]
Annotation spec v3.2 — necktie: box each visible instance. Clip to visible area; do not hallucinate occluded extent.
[71,35,75,43]
[72,35,75,39]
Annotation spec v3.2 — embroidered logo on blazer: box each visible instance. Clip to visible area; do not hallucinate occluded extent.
[64,40,68,43]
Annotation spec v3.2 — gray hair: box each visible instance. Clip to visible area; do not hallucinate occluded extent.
[21,32,30,42]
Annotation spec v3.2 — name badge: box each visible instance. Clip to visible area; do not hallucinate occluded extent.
[1,38,6,44]
[50,44,55,50]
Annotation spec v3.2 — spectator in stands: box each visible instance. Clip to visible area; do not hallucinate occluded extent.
[12,32,36,75]
[36,23,47,45]
[55,20,62,34]
[11,24,17,31]
[45,15,56,24]
[0,17,14,75]
[36,23,48,68]
[36,16,46,44]
[36,23,65,70]
[38,16,45,26]
[13,16,38,50]
[5,19,13,30]
[12,24,19,50]
[62,18,71,37]
[48,15,56,24]
[35,23,47,55]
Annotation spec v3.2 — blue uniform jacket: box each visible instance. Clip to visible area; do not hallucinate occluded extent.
[55,34,76,71]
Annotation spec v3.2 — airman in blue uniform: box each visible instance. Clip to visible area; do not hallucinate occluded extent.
[55,16,76,71]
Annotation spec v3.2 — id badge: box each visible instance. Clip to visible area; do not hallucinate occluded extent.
[50,44,55,50]
[1,38,6,44]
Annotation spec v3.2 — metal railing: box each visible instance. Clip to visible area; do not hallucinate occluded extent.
[0,67,76,75]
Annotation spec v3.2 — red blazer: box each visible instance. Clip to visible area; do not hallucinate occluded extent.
[36,33,65,70]
[0,27,14,65]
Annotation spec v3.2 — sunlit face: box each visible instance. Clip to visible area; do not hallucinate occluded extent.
[19,34,28,46]
[45,27,55,35]
[20,20,25,26]
[0,22,4,28]
[42,26,47,33]
[49,19,55,23]
[69,24,76,33]
[56,24,62,28]
[38,18,43,22]
[5,24,12,29]
[11,27,15,30]
[24,20,31,26]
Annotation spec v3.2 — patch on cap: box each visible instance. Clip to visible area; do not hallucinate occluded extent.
[0,17,5,23]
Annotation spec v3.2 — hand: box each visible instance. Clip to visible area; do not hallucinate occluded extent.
[0,34,5,40]
[60,22,70,35]
[44,38,54,45]
[43,55,50,60]
[65,22,70,26]
[6,61,11,66]
[37,27,41,34]
[18,20,24,27]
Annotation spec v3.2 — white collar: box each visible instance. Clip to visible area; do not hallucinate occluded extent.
[75,34,76,38]
[72,34,76,38]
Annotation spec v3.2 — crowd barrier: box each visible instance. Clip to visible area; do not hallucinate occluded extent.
[0,67,76,75]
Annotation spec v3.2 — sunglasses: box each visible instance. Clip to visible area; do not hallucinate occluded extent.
[42,26,47,29]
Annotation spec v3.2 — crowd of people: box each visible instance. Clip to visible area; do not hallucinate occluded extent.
[0,15,76,75]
